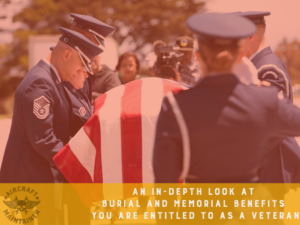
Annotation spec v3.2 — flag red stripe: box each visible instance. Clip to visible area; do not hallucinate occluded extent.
[54,144,93,183]
[84,93,107,183]
[121,79,143,184]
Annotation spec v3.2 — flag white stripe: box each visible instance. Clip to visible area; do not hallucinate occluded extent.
[69,128,96,182]
[99,85,124,184]
[141,78,164,183]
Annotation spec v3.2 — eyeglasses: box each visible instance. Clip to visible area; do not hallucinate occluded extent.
[75,46,93,75]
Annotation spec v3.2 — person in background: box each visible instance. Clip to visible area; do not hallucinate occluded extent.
[116,52,146,84]
[176,36,201,86]
[90,53,121,101]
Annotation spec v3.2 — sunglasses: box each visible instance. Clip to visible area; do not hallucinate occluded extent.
[75,46,93,75]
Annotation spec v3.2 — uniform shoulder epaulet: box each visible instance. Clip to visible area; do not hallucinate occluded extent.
[257,64,285,80]
[257,64,290,98]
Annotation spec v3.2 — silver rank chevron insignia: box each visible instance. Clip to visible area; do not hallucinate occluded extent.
[33,95,50,119]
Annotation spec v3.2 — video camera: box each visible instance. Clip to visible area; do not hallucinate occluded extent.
[153,41,185,79]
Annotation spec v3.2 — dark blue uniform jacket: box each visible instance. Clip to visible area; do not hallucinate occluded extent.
[80,75,93,103]
[63,82,92,137]
[252,47,300,183]
[153,74,300,183]
[0,60,70,183]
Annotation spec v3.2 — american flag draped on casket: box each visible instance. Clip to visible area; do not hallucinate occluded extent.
[53,78,187,185]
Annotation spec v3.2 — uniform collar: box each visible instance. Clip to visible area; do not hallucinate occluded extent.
[250,46,272,65]
[195,73,239,87]
[42,59,61,83]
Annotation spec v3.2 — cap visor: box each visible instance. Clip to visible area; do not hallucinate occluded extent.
[95,35,105,47]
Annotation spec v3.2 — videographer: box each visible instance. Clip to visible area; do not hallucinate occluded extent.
[152,40,185,82]
[151,38,200,86]
[175,36,201,86]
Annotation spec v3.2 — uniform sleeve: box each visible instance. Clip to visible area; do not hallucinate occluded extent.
[257,65,290,99]
[272,97,300,138]
[23,79,65,167]
[153,97,183,183]
[103,71,121,92]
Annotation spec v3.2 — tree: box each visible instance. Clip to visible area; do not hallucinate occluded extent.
[275,38,300,85]
[2,0,206,76]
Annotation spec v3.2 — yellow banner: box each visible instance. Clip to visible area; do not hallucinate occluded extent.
[0,183,300,224]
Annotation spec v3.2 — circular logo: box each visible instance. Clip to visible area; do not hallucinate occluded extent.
[2,186,41,223]
[79,107,86,117]
[180,39,188,47]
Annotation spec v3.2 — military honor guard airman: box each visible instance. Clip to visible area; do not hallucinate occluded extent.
[0,28,102,183]
[236,11,300,185]
[61,14,116,137]
[153,12,300,184]
[69,13,116,102]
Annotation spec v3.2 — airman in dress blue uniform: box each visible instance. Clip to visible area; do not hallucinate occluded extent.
[54,14,115,137]
[0,28,102,183]
[237,11,300,185]
[153,13,300,183]
[69,13,116,103]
